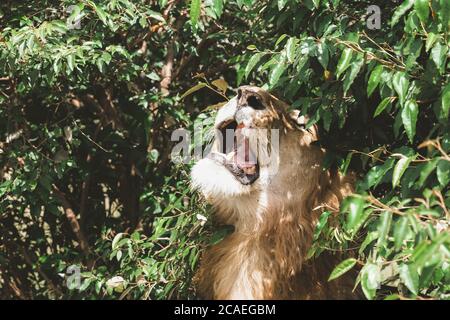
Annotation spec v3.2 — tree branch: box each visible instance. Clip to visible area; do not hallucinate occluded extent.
[52,185,91,258]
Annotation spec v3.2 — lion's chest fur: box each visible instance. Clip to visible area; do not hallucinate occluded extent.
[195,199,317,300]
[196,232,275,299]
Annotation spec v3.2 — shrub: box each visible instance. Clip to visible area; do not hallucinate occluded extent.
[0,0,448,300]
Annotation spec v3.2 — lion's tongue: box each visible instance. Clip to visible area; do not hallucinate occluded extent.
[234,135,257,174]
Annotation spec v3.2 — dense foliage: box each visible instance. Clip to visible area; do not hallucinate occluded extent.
[0,0,448,300]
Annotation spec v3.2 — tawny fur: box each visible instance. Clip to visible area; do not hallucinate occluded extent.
[191,86,358,300]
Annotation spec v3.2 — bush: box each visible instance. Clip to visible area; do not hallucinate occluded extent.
[0,0,448,300]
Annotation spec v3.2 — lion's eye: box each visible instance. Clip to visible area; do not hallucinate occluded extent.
[247,95,264,110]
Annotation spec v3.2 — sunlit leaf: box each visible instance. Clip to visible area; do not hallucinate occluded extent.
[190,0,201,27]
[269,59,287,87]
[394,217,409,250]
[180,82,207,99]
[376,211,392,247]
[343,53,363,93]
[367,65,383,97]
[414,0,429,23]
[442,83,450,118]
[329,258,357,281]
[392,155,415,188]
[211,79,228,94]
[361,263,380,300]
[336,48,353,78]
[285,37,297,63]
[391,0,414,26]
[245,52,265,79]
[399,264,419,295]
[392,72,409,105]
[345,196,365,232]
[436,160,450,187]
[373,97,393,117]
[401,100,418,143]
[112,233,124,250]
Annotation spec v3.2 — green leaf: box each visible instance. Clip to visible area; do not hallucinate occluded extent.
[392,155,415,188]
[392,72,409,105]
[317,42,329,69]
[67,4,83,29]
[313,211,331,240]
[321,107,332,132]
[439,0,450,30]
[336,48,353,78]
[278,0,288,10]
[417,158,439,186]
[353,208,373,237]
[90,2,107,25]
[285,37,297,63]
[79,278,93,292]
[190,0,201,27]
[159,0,168,8]
[112,233,124,250]
[401,100,418,143]
[211,79,228,94]
[431,42,447,74]
[425,33,439,52]
[414,0,429,23]
[412,232,449,268]
[345,196,365,232]
[0,181,11,198]
[391,0,415,26]
[212,0,224,18]
[328,258,357,281]
[436,160,450,187]
[376,211,392,247]
[210,225,233,245]
[359,231,378,255]
[367,65,383,97]
[361,263,380,300]
[394,217,409,250]
[399,264,419,295]
[96,58,105,73]
[275,34,288,47]
[340,151,353,175]
[361,158,395,189]
[148,10,165,22]
[312,0,321,9]
[138,16,147,28]
[442,83,450,119]
[269,60,287,87]
[66,54,75,72]
[373,97,393,118]
[180,82,207,99]
[343,53,363,93]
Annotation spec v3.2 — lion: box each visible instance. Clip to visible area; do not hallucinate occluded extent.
[191,85,357,299]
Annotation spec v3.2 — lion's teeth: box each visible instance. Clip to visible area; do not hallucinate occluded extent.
[225,151,236,161]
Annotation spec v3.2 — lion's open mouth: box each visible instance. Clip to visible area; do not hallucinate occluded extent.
[208,119,260,185]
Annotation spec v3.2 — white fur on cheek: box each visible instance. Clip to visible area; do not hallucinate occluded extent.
[191,158,251,199]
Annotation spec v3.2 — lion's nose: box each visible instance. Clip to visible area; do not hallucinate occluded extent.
[236,87,264,110]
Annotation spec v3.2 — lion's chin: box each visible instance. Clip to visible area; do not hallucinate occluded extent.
[191,158,254,200]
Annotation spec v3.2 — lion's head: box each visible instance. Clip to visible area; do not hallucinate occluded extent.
[191,86,325,229]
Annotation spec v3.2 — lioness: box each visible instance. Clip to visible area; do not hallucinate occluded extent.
[191,86,357,299]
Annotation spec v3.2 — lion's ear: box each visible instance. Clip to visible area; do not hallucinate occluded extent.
[288,110,320,140]
[288,110,307,130]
